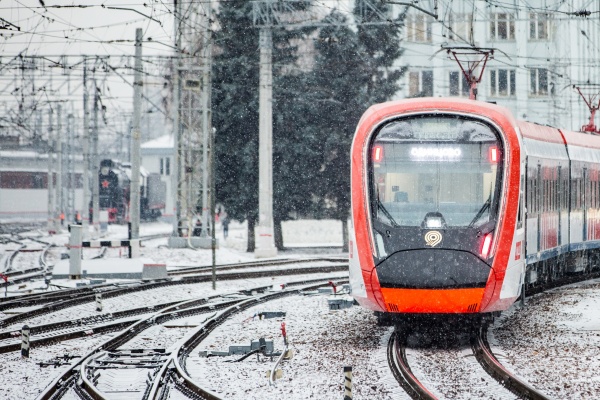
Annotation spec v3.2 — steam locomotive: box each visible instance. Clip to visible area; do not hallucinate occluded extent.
[92,159,166,223]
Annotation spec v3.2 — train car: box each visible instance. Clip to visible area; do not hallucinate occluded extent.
[93,159,166,223]
[0,149,83,221]
[349,97,600,321]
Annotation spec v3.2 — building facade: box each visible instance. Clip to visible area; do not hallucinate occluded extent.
[396,0,600,132]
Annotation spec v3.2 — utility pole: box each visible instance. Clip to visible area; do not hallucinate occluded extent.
[47,108,55,233]
[254,26,277,258]
[92,79,100,238]
[250,0,398,257]
[130,28,143,239]
[201,3,213,239]
[66,112,75,223]
[82,58,90,238]
[170,0,183,240]
[56,104,63,231]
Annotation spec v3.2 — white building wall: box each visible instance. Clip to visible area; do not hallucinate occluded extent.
[395,0,600,132]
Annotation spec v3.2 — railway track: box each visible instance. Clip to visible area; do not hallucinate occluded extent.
[0,257,347,349]
[37,276,346,400]
[387,323,552,400]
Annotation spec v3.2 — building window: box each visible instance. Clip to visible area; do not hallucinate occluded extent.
[530,13,550,39]
[490,69,516,97]
[530,68,549,95]
[406,14,433,42]
[490,13,515,40]
[409,70,433,97]
[160,157,170,176]
[449,71,470,97]
[448,13,472,42]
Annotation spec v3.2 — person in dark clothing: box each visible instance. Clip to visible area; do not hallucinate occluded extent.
[193,219,202,236]
[222,215,230,239]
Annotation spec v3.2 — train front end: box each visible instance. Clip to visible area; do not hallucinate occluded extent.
[350,98,524,317]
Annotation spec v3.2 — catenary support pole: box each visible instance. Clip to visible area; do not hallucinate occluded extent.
[47,108,55,234]
[130,28,143,240]
[92,78,100,238]
[171,0,182,239]
[255,27,277,258]
[56,104,63,231]
[82,58,90,239]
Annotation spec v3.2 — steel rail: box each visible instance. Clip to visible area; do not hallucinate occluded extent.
[36,276,346,400]
[0,258,348,307]
[471,324,551,400]
[151,279,349,400]
[168,257,346,275]
[387,328,438,400]
[0,262,347,329]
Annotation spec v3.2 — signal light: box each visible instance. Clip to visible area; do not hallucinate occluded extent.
[373,146,383,162]
[481,232,493,258]
[489,147,498,163]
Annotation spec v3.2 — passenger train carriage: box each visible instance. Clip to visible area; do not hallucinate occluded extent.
[349,97,600,319]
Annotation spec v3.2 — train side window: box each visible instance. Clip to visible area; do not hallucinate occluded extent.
[32,174,44,189]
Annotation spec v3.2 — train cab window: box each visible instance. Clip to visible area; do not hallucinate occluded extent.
[369,115,503,228]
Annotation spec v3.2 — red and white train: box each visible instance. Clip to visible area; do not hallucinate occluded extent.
[349,97,600,320]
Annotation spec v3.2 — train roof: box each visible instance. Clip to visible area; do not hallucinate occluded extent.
[360,97,516,127]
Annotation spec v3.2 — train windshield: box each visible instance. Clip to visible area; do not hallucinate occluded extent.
[370,115,503,228]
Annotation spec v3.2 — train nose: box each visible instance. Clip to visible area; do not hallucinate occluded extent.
[376,249,492,289]
[372,249,494,313]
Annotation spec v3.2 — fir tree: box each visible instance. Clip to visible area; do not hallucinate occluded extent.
[212,0,259,251]
[310,4,406,250]
[213,1,313,250]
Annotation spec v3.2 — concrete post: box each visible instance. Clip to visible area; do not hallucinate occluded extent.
[92,83,100,238]
[21,325,30,358]
[95,293,103,312]
[56,104,63,231]
[47,108,55,234]
[82,58,90,239]
[69,224,82,279]
[255,27,277,258]
[343,366,352,400]
[171,0,182,238]
[130,28,143,240]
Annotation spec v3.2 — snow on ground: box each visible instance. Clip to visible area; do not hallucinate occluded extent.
[2,220,600,399]
[491,278,600,399]
[188,294,406,400]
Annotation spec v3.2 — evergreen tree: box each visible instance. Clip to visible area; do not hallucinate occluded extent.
[310,5,406,250]
[213,1,312,250]
[354,0,407,103]
[213,0,259,251]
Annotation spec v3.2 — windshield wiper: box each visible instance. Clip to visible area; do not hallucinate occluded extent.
[468,197,491,227]
[377,198,400,227]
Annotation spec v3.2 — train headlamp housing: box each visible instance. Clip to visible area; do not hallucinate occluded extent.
[480,232,494,259]
[421,212,447,229]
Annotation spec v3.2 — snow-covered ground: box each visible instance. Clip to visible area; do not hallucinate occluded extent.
[1,220,600,399]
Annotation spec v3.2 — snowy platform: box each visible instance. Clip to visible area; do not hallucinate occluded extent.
[51,257,160,280]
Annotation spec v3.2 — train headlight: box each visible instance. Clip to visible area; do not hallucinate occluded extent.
[480,232,494,259]
[421,212,446,229]
[424,216,443,229]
